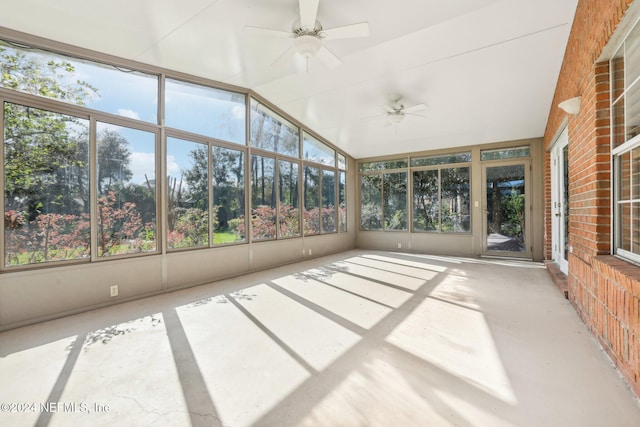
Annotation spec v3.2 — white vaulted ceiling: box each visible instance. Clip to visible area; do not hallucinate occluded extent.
[0,0,578,158]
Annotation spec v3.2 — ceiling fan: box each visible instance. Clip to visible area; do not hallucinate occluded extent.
[385,99,428,126]
[245,0,370,69]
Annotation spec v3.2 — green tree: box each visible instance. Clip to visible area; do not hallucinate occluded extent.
[212,147,244,232]
[413,170,439,231]
[0,45,96,102]
[182,146,209,211]
[3,104,89,217]
[360,174,382,230]
[383,172,407,230]
[97,128,133,193]
[2,43,149,263]
[1,45,97,219]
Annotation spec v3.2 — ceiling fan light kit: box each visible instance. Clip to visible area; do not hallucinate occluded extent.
[294,34,322,57]
[387,113,405,125]
[245,0,369,68]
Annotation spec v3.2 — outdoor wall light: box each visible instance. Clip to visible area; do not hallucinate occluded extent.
[558,96,582,115]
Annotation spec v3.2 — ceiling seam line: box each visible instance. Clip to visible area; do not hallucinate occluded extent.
[132,0,223,61]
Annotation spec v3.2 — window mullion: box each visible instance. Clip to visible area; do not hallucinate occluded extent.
[437,168,442,232]
[0,99,5,267]
[89,117,98,262]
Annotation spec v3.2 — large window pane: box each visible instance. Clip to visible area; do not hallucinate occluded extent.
[614,23,640,262]
[212,146,246,244]
[625,21,640,87]
[0,41,158,123]
[339,171,347,232]
[613,97,626,149]
[383,172,407,230]
[303,166,321,235]
[250,155,276,240]
[618,153,632,253]
[632,148,640,200]
[303,132,335,166]
[441,167,471,232]
[96,123,156,257]
[633,204,640,255]
[620,203,632,252]
[278,160,300,238]
[166,137,209,249]
[485,165,525,252]
[413,170,439,231]
[322,169,336,233]
[619,151,632,202]
[166,79,246,144]
[4,103,90,266]
[360,174,382,230]
[250,99,299,157]
[627,84,640,141]
[612,48,625,101]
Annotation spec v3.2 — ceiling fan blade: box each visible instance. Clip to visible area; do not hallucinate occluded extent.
[316,45,342,68]
[322,22,370,40]
[271,45,298,67]
[244,26,293,38]
[402,103,428,114]
[299,0,320,30]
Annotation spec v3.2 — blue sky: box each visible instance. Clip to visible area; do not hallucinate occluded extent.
[72,61,245,185]
[2,41,341,188]
[1,41,245,185]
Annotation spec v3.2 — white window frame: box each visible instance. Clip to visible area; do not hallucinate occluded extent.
[612,16,640,265]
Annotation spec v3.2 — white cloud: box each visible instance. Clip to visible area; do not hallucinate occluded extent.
[232,105,245,119]
[130,151,155,184]
[99,122,122,133]
[118,109,141,120]
[167,155,180,176]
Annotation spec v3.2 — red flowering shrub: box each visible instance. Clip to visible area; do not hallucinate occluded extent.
[97,191,147,256]
[167,207,210,248]
[4,210,90,265]
[278,204,300,237]
[303,208,320,235]
[250,205,276,240]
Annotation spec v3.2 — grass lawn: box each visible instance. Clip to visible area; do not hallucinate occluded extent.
[214,231,239,244]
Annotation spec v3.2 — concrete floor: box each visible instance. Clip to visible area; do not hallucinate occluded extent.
[1,250,639,427]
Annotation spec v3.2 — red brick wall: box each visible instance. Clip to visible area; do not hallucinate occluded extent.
[575,256,640,394]
[543,0,638,396]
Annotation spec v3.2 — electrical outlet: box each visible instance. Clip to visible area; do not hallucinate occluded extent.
[110,285,119,297]
[308,249,312,256]
[398,243,402,249]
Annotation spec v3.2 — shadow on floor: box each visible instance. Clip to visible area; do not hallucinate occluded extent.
[1,250,639,427]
